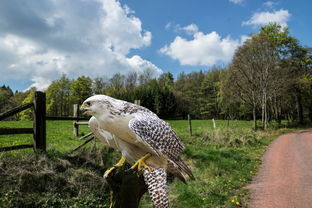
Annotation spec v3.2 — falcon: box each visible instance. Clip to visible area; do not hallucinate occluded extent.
[81,95,194,208]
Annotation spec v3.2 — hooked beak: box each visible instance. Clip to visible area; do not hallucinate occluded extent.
[80,103,90,115]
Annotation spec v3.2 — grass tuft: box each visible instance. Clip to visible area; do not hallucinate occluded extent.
[0,147,112,208]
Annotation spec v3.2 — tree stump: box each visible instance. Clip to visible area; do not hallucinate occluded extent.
[105,166,148,208]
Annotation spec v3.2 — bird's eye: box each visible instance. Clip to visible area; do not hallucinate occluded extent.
[86,101,91,106]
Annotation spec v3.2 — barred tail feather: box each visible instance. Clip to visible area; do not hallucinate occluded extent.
[167,160,186,184]
[143,168,169,208]
[165,152,195,181]
[176,157,195,180]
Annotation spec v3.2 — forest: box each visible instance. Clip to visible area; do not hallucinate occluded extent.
[1,24,311,129]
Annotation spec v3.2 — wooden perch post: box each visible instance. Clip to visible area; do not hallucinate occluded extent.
[105,166,147,208]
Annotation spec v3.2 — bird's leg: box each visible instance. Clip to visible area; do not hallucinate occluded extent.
[130,153,152,172]
[104,156,127,178]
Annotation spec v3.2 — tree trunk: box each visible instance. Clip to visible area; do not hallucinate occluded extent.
[309,105,312,123]
[264,91,268,130]
[274,95,281,125]
[296,93,304,125]
[253,105,257,130]
[252,92,257,130]
[261,93,265,129]
[310,87,312,123]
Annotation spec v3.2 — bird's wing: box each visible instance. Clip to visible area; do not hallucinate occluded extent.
[143,168,169,208]
[129,115,194,180]
[129,114,184,159]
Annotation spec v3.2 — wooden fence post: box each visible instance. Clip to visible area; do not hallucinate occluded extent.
[188,114,192,136]
[212,118,216,129]
[73,104,79,137]
[134,100,141,106]
[33,91,46,152]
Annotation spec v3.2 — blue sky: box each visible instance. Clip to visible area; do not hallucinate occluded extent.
[0,0,311,91]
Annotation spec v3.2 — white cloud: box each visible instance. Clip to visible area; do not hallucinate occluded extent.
[229,0,244,5]
[160,28,242,66]
[182,24,199,35]
[127,55,162,75]
[263,1,278,8]
[0,0,162,90]
[28,76,52,90]
[165,22,173,30]
[164,23,199,35]
[240,35,251,44]
[242,9,291,27]
[98,0,151,54]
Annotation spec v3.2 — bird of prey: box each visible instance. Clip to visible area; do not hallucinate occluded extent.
[81,95,194,208]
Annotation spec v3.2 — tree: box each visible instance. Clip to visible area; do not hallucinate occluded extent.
[250,33,281,129]
[225,23,311,128]
[70,76,93,105]
[304,49,312,122]
[0,85,14,113]
[46,74,71,116]
[92,77,107,94]
[20,88,36,120]
[199,68,225,119]
[109,73,125,90]
[105,73,127,99]
[227,39,262,130]
[138,68,154,85]
[158,72,174,89]
[173,71,205,118]
[132,79,177,118]
[260,24,311,125]
[125,72,138,90]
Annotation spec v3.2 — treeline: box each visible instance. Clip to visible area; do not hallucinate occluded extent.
[0,24,311,128]
[225,24,312,129]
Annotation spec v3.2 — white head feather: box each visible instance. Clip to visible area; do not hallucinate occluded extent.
[81,95,123,118]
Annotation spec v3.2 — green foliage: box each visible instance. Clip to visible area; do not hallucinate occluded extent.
[173,71,205,118]
[0,85,13,111]
[46,75,72,116]
[158,72,174,89]
[199,68,226,119]
[134,79,177,118]
[260,23,290,48]
[19,88,36,120]
[70,76,93,105]
[225,23,312,128]
[92,77,107,94]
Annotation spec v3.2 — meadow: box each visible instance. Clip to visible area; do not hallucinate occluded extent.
[0,120,295,208]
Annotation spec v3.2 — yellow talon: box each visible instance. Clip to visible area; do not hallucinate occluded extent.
[104,156,126,178]
[131,153,152,172]
[104,166,116,178]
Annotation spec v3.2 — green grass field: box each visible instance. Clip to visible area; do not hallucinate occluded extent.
[0,120,296,208]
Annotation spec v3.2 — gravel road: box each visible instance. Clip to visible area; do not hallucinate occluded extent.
[248,130,312,208]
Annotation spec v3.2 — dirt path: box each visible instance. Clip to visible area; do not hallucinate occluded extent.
[247,130,312,208]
